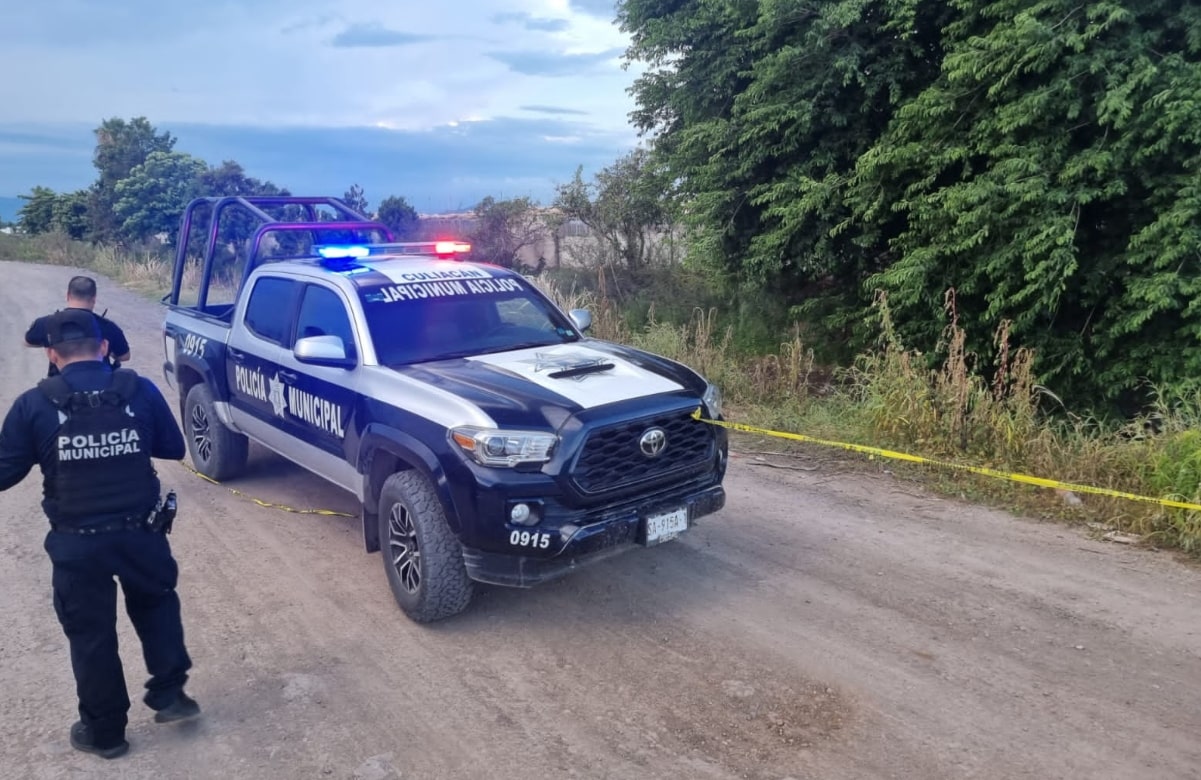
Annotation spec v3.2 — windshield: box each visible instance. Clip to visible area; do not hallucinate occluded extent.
[360,272,581,366]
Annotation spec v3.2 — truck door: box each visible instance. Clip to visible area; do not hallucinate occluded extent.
[276,282,360,460]
[226,275,299,446]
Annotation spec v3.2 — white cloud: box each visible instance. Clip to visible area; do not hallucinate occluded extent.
[0,1,648,206]
[0,0,639,134]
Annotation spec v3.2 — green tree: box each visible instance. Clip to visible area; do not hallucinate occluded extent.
[17,186,60,235]
[377,195,420,240]
[52,190,91,240]
[199,160,285,199]
[850,0,1201,406]
[343,184,369,216]
[88,117,177,242]
[622,0,948,279]
[553,148,670,270]
[114,151,206,244]
[621,0,1201,407]
[468,196,548,268]
[194,160,291,254]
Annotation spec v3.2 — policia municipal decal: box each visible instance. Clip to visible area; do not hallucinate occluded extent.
[235,364,347,438]
[362,265,523,305]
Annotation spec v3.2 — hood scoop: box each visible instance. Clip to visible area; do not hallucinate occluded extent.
[547,361,616,379]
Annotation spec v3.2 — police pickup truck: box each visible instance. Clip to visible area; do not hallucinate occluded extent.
[161,196,728,622]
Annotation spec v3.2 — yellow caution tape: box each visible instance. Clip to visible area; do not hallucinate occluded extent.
[691,408,1201,513]
[179,462,358,518]
[170,413,1201,518]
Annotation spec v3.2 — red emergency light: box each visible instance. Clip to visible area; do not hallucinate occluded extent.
[434,241,472,257]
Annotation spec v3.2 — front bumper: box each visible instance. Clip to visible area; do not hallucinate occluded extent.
[460,483,725,587]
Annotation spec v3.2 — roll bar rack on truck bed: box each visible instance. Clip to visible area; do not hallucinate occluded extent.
[165,195,395,309]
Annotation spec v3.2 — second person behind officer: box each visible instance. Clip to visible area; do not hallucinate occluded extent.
[23,275,131,377]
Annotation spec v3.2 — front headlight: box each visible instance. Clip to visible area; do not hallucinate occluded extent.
[451,426,558,467]
[702,382,723,419]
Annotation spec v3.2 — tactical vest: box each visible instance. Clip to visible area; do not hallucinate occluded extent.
[38,369,159,525]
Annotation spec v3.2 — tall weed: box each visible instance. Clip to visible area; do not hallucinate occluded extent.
[846,289,1042,467]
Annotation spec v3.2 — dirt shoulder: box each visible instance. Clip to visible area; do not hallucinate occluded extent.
[1,260,1199,780]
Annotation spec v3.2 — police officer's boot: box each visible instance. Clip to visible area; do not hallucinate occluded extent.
[154,692,200,723]
[69,721,129,759]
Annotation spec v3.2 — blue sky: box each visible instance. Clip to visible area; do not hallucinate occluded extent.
[0,0,643,217]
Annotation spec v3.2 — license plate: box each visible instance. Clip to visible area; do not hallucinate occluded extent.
[643,506,689,546]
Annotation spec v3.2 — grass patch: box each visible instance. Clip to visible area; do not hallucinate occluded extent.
[7,233,1199,554]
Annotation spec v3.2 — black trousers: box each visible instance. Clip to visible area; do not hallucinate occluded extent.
[43,527,193,748]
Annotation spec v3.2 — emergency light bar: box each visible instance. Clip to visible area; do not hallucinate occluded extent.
[314,241,472,260]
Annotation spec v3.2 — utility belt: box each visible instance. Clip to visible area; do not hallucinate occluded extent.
[51,491,178,536]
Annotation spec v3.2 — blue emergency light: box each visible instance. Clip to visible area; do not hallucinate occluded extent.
[316,245,372,259]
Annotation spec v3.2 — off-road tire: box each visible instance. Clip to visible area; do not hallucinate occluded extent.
[183,383,249,481]
[379,471,474,623]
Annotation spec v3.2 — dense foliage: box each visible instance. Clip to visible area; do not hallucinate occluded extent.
[620,0,1201,408]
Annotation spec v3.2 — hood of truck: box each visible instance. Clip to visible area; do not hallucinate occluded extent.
[387,341,706,429]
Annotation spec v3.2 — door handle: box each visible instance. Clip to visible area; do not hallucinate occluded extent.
[228,348,245,361]
[278,370,298,382]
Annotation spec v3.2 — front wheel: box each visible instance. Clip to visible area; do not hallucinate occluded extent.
[183,383,248,481]
[379,471,474,623]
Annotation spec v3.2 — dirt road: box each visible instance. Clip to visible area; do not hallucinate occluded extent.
[1,260,1200,780]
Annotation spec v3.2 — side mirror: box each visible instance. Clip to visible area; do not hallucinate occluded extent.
[569,308,592,333]
[294,335,355,368]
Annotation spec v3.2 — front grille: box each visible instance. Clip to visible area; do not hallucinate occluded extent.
[572,409,715,494]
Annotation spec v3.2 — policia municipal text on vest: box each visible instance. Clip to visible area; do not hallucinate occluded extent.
[38,368,174,532]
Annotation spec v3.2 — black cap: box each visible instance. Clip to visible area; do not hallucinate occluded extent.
[45,308,102,346]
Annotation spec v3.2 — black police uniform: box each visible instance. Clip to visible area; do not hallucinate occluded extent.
[25,308,130,377]
[0,310,194,755]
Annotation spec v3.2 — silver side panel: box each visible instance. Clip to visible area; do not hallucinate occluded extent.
[237,414,364,501]
[354,366,495,429]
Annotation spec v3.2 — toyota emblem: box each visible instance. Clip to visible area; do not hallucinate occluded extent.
[639,427,667,457]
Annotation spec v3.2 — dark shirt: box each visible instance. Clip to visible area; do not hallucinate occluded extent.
[0,361,185,526]
[25,308,131,376]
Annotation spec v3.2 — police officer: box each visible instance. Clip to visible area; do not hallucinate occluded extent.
[0,309,199,759]
[23,275,131,377]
